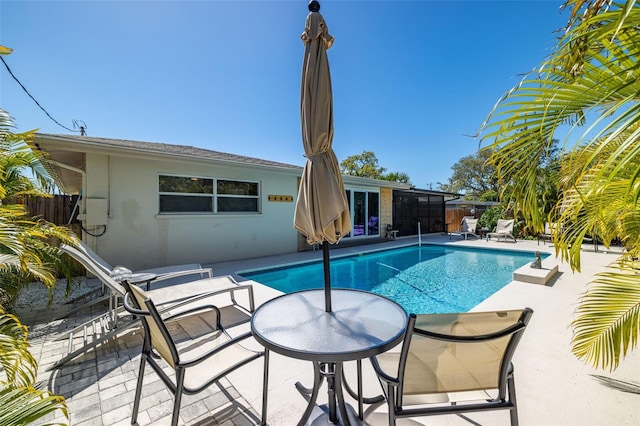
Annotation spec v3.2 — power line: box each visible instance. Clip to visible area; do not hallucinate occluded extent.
[1,56,81,133]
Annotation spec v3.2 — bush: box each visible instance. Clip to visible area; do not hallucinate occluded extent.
[478,206,503,231]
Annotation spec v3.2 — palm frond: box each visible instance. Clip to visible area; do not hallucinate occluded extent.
[572,264,640,371]
[476,1,640,370]
[0,309,36,388]
[0,386,68,426]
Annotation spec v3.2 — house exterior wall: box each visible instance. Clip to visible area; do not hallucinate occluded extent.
[296,181,393,251]
[380,187,393,231]
[83,154,300,270]
[36,134,426,271]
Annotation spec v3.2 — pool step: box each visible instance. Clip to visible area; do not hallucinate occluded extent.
[513,257,559,285]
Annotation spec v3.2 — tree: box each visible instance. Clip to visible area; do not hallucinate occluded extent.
[0,112,78,308]
[439,150,499,198]
[0,107,73,424]
[499,137,562,227]
[340,151,386,179]
[380,171,411,183]
[340,151,412,183]
[1,46,74,423]
[478,0,640,371]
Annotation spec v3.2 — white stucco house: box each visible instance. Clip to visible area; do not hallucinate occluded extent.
[35,134,413,270]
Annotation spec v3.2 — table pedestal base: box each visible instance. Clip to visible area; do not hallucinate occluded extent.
[306,403,361,426]
[295,361,362,426]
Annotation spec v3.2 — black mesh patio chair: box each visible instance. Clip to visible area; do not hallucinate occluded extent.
[122,280,268,426]
[370,308,533,426]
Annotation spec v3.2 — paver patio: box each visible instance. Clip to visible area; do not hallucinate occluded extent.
[18,235,640,425]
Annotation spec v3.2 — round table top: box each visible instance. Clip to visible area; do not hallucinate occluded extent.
[251,289,408,362]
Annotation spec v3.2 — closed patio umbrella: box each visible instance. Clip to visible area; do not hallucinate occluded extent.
[294,0,351,313]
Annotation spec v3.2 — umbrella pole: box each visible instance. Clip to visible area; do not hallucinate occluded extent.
[323,242,332,312]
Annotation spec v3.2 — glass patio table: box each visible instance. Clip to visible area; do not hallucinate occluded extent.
[251,288,407,426]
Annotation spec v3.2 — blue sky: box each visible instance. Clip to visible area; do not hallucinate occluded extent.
[1,0,568,188]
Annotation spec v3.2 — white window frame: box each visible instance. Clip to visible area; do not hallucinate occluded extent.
[345,188,380,238]
[158,174,261,215]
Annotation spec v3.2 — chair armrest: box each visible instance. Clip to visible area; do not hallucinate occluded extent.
[123,292,147,316]
[152,267,213,284]
[153,283,256,316]
[370,356,400,385]
[178,330,259,368]
[163,304,222,329]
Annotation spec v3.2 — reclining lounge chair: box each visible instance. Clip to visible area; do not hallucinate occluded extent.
[453,217,479,240]
[77,241,212,286]
[58,241,214,319]
[487,219,517,242]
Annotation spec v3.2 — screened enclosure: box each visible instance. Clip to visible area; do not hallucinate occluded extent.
[392,189,449,236]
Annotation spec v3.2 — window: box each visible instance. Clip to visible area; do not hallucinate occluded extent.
[217,179,259,212]
[159,175,260,214]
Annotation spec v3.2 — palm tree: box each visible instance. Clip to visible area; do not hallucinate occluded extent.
[0,109,78,307]
[0,107,74,424]
[0,307,68,425]
[478,0,640,371]
[1,45,75,422]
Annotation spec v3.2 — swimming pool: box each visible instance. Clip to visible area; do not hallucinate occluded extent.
[240,245,544,314]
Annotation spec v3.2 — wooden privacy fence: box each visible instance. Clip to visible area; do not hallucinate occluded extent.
[2,194,82,240]
[446,208,475,232]
[21,194,81,226]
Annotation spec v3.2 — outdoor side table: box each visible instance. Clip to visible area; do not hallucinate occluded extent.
[251,289,407,426]
[478,227,489,239]
[128,272,157,291]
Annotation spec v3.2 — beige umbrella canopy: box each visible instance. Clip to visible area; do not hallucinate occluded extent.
[294,3,351,246]
[293,1,351,313]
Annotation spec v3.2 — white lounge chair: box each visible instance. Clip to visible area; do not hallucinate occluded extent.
[487,219,517,242]
[58,241,213,321]
[454,217,479,240]
[52,243,253,370]
[78,240,212,286]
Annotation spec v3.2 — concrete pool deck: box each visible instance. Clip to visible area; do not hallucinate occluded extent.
[21,234,640,425]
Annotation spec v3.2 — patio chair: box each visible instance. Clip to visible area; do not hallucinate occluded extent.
[122,280,267,426]
[386,224,399,240]
[370,308,533,426]
[52,243,253,370]
[453,217,479,240]
[487,219,517,242]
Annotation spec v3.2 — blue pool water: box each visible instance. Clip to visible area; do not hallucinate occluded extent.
[241,245,544,314]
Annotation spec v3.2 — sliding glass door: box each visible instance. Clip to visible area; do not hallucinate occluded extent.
[345,189,379,238]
